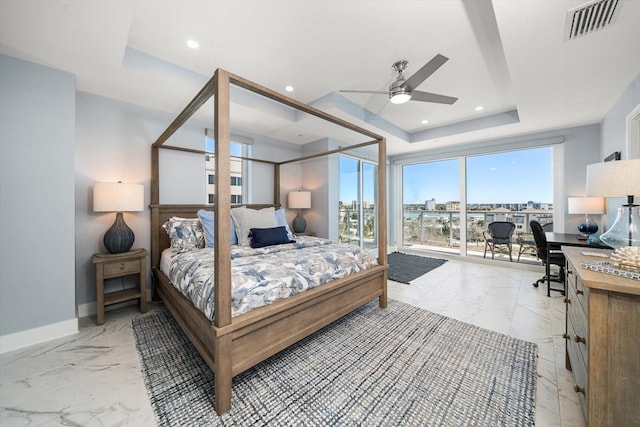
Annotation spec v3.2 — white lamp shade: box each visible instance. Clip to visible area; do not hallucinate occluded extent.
[567,197,605,214]
[288,191,311,209]
[586,159,640,197]
[94,182,144,212]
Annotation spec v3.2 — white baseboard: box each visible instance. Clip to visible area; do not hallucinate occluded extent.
[0,290,152,354]
[0,318,78,354]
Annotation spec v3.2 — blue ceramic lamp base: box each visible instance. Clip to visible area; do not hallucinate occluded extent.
[292,211,307,234]
[577,214,598,240]
[104,212,135,254]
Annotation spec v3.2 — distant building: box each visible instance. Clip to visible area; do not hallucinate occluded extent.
[425,198,436,210]
[446,201,460,211]
[486,207,511,223]
[205,154,243,204]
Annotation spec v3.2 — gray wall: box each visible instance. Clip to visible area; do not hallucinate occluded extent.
[601,73,640,160]
[300,138,341,240]
[75,92,167,307]
[0,55,76,335]
[599,73,640,228]
[559,125,601,233]
[74,91,303,308]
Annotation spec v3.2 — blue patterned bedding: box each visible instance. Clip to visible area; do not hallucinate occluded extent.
[166,236,379,320]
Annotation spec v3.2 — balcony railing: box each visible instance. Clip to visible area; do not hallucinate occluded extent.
[402,209,553,262]
[339,208,376,249]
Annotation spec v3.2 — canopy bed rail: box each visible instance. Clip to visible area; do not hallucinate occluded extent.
[150,68,387,414]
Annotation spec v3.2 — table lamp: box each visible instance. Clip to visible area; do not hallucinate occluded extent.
[93,182,144,254]
[567,196,605,239]
[288,191,311,233]
[586,159,640,248]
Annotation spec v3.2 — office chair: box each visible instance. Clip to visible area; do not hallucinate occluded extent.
[530,220,565,296]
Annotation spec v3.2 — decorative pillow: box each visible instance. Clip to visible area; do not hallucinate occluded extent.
[161,217,205,253]
[231,206,278,246]
[250,226,294,248]
[197,209,239,247]
[274,208,294,240]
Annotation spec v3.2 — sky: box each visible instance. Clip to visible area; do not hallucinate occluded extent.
[340,146,553,205]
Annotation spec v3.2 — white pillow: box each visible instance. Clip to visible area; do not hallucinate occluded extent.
[231,206,278,246]
[274,208,294,240]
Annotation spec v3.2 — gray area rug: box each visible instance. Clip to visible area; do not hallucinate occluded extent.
[133,300,537,426]
[387,252,448,283]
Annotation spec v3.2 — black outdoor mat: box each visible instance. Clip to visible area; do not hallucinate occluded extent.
[387,252,447,283]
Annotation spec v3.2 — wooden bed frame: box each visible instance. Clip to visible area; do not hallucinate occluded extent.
[150,69,387,414]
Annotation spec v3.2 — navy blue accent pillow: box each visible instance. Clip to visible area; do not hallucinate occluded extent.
[250,226,295,248]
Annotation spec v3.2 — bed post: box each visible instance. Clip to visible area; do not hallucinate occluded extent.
[213,69,233,415]
[378,137,387,308]
[150,145,160,283]
[274,163,280,207]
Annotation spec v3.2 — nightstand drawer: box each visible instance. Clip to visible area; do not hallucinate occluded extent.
[103,259,141,278]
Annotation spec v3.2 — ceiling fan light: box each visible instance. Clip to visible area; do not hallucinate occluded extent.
[390,93,411,104]
[390,89,411,104]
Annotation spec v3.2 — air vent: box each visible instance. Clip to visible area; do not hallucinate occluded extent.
[564,0,620,40]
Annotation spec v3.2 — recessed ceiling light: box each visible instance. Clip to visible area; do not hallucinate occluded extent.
[475,106,484,111]
[285,86,294,92]
[421,119,429,124]
[186,39,199,49]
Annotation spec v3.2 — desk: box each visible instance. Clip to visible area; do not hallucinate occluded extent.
[545,232,610,249]
[562,246,640,425]
[542,233,610,296]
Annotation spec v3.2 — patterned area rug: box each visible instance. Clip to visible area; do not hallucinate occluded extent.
[387,252,448,283]
[133,300,537,426]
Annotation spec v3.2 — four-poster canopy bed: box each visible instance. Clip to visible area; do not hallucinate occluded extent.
[150,68,388,415]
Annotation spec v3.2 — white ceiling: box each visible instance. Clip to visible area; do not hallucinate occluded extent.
[1,0,639,156]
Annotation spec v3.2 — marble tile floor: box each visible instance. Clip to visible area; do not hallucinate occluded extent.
[1,258,586,427]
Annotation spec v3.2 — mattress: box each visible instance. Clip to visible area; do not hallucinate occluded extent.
[160,236,378,320]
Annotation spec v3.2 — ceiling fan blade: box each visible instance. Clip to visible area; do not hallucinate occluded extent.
[403,54,449,91]
[339,90,389,95]
[411,90,458,105]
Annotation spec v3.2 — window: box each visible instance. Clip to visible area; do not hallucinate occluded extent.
[401,146,553,262]
[465,147,553,260]
[204,136,249,204]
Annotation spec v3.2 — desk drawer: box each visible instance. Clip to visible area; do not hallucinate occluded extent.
[567,261,589,316]
[103,259,141,278]
[567,305,588,367]
[567,316,588,418]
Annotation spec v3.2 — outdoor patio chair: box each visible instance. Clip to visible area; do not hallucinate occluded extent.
[483,221,516,262]
[516,232,537,261]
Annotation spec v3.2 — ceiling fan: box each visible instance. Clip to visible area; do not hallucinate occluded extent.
[340,54,458,105]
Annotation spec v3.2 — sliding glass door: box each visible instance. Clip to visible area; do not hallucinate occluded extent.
[402,159,460,254]
[339,156,377,249]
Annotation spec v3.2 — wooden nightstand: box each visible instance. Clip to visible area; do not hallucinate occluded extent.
[92,248,148,325]
[295,231,316,236]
